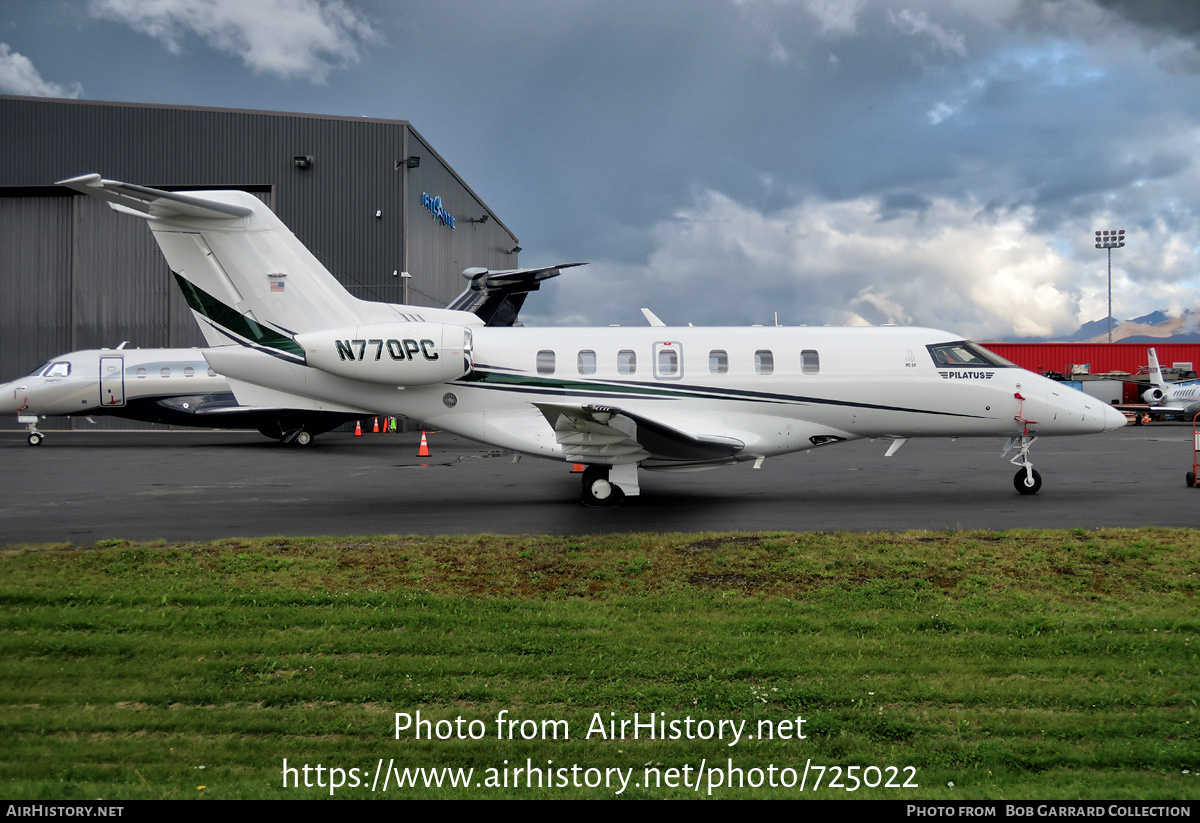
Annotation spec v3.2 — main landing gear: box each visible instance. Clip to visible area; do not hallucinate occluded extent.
[582,465,624,507]
[282,428,314,447]
[580,464,639,507]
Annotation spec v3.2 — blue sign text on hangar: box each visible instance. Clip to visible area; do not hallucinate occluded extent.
[422,193,456,230]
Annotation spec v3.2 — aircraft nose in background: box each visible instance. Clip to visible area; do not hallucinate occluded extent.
[1102,402,1128,432]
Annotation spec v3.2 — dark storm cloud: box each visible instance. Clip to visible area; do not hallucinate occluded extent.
[1014,0,1200,72]
[6,0,1200,335]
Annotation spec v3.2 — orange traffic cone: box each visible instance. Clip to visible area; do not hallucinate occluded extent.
[373,417,380,433]
[354,420,362,436]
[418,431,430,457]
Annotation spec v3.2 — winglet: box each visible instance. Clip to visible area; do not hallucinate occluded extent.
[640,308,666,327]
[56,173,254,220]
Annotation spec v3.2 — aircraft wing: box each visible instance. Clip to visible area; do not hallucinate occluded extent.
[1112,403,1195,416]
[534,402,744,464]
[56,174,253,219]
[446,263,586,326]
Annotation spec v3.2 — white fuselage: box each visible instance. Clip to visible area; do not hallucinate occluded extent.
[208,324,1125,465]
[0,349,224,417]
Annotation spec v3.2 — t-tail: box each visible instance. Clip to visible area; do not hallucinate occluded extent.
[56,174,474,361]
[1147,347,1167,390]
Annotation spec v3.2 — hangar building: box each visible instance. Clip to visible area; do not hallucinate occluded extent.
[0,95,520,428]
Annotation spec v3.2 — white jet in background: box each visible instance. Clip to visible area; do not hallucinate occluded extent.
[0,345,361,445]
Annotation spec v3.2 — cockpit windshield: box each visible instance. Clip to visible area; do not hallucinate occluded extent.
[927,341,1015,368]
[38,361,72,378]
[28,362,51,377]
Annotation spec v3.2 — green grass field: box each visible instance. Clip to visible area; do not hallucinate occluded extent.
[1,529,1196,799]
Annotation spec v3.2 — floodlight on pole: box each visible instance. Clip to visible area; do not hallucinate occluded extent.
[1094,229,1125,343]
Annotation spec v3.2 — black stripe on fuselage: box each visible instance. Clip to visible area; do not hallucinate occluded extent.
[455,370,989,419]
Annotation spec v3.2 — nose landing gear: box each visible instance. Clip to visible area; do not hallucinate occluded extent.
[1005,434,1042,495]
[1005,392,1042,495]
[20,415,43,446]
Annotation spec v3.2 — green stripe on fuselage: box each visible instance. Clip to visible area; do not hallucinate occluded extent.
[173,272,304,357]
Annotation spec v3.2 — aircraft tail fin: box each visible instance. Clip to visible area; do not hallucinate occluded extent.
[57,174,401,360]
[1148,347,1167,389]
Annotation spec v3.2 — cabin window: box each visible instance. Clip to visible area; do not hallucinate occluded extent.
[755,350,774,375]
[184,366,195,377]
[658,348,679,376]
[160,367,171,378]
[801,349,820,375]
[43,362,71,378]
[709,350,728,374]
[536,350,556,375]
[618,350,637,375]
[578,350,597,375]
[208,368,217,377]
[136,368,147,379]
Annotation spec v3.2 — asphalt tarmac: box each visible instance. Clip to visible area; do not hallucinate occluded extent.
[1,423,1197,545]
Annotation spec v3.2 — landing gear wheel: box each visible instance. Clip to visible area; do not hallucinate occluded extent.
[1187,471,1196,488]
[1014,468,1042,495]
[581,465,625,507]
[293,430,313,446]
[27,432,43,446]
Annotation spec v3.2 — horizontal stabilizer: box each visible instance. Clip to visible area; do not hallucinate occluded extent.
[535,402,743,465]
[446,263,586,326]
[56,174,254,220]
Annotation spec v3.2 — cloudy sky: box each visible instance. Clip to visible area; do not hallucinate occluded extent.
[3,0,1200,338]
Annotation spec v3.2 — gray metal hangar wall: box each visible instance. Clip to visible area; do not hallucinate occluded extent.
[0,95,520,428]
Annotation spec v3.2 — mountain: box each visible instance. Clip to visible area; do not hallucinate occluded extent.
[1004,309,1200,343]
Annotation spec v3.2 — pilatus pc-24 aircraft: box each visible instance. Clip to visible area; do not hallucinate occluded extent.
[58,173,1127,505]
[0,345,359,446]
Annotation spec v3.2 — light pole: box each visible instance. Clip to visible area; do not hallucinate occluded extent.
[1094,229,1125,343]
[400,271,413,305]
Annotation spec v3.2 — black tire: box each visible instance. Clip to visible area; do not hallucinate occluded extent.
[1014,468,1042,495]
[1187,472,1196,488]
[27,432,43,446]
[581,465,625,507]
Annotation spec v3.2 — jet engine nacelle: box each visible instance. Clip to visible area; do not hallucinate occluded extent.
[1143,387,1166,404]
[296,323,472,386]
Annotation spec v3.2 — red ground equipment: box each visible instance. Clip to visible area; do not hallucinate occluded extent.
[1189,414,1200,488]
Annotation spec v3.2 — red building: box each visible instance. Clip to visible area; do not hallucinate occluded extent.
[985,343,1200,378]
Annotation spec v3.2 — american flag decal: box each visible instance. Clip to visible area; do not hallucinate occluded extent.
[270,281,285,293]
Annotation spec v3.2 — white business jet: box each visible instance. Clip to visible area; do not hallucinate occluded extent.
[1114,347,1200,421]
[57,174,1126,504]
[0,346,359,445]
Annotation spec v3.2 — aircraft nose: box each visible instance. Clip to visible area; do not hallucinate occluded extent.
[1102,402,1128,432]
[0,381,25,415]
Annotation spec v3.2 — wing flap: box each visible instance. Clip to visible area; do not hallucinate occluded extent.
[535,402,744,464]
